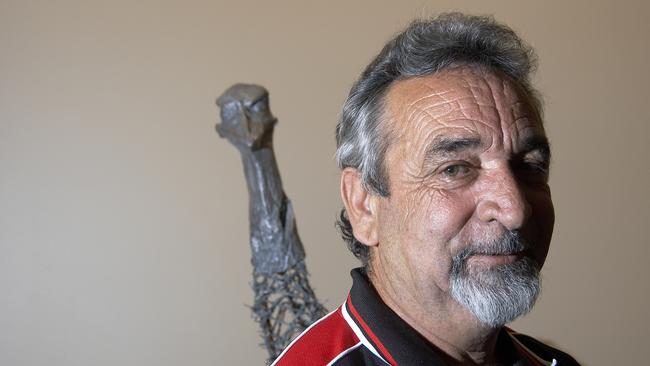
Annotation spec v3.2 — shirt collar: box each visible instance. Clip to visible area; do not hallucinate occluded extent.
[345,268,555,366]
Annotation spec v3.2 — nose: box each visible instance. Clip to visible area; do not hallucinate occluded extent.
[476,166,532,230]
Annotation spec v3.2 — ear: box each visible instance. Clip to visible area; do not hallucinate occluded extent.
[340,168,379,247]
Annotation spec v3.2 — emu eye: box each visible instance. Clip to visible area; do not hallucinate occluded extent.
[221,103,238,121]
[250,97,269,114]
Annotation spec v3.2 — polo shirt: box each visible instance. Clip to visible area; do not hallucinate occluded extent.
[272,268,580,366]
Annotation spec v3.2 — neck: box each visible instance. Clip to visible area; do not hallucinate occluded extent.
[369,269,502,365]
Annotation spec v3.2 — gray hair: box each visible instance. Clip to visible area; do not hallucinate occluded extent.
[335,13,542,268]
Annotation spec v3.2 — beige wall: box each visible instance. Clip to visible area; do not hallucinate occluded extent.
[1,1,648,365]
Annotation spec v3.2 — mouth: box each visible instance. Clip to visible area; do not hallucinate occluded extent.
[453,230,534,270]
[467,252,525,266]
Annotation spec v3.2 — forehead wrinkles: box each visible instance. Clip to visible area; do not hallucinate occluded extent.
[468,69,542,152]
[498,77,543,150]
[386,69,538,156]
[392,73,501,142]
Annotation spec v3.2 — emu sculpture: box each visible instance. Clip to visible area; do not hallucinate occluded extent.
[216,84,327,362]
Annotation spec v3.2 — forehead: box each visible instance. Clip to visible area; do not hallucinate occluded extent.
[384,67,542,146]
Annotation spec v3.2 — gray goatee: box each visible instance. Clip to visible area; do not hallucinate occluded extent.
[450,230,541,328]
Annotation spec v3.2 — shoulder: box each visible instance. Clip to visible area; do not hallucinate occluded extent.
[271,306,368,366]
[511,331,581,366]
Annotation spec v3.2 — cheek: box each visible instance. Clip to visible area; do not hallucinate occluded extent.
[528,190,555,265]
[422,190,477,244]
[410,190,477,291]
[377,188,477,292]
[399,186,477,251]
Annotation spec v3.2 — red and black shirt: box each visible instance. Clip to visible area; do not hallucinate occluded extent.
[272,268,579,366]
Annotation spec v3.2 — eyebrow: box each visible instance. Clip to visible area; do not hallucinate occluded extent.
[425,136,483,159]
[520,135,551,162]
[423,134,551,164]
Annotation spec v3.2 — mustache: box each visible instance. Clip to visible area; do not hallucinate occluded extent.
[453,230,532,264]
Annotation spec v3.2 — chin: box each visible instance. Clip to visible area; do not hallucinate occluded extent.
[450,256,541,327]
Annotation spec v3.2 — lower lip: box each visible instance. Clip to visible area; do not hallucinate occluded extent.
[469,254,521,266]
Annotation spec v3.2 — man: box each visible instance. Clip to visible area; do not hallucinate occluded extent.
[272,13,579,365]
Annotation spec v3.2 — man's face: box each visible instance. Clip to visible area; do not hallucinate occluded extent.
[370,67,554,326]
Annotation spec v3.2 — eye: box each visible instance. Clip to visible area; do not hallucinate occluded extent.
[513,160,549,183]
[441,164,470,178]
